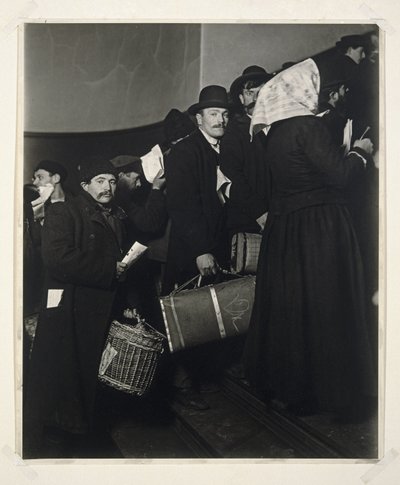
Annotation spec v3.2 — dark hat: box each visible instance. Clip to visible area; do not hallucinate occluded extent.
[336,35,368,50]
[313,54,353,92]
[34,160,68,182]
[188,85,230,115]
[163,109,195,143]
[229,65,273,100]
[110,155,143,175]
[78,157,117,183]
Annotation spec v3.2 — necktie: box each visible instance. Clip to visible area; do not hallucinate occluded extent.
[211,141,220,153]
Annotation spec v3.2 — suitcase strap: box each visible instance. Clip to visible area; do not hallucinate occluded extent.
[209,287,226,339]
[168,295,186,349]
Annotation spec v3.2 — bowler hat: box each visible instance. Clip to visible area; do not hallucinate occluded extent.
[188,85,230,115]
[34,160,68,182]
[229,65,273,100]
[110,155,143,175]
[336,35,368,50]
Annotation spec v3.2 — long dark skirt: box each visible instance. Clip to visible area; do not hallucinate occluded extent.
[243,203,376,411]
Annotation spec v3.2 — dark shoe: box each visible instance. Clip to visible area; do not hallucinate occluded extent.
[175,388,210,410]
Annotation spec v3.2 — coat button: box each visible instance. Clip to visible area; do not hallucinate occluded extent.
[89,234,95,239]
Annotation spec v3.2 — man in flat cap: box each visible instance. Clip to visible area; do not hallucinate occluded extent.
[24,158,128,458]
[220,65,273,236]
[110,154,168,323]
[112,155,167,243]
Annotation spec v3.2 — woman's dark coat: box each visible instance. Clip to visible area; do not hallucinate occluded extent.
[24,191,126,440]
[243,116,376,412]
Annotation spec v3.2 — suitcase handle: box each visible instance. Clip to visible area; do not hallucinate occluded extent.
[170,269,245,296]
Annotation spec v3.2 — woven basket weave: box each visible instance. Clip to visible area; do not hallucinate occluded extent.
[98,317,165,396]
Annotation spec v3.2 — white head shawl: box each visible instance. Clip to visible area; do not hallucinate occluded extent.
[250,58,320,138]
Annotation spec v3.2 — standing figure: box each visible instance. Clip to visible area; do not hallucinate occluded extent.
[243,58,376,422]
[163,86,230,409]
[24,160,69,315]
[165,85,230,283]
[220,66,273,236]
[111,154,168,324]
[24,158,128,457]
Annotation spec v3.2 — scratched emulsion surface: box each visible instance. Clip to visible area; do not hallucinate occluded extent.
[24,24,201,133]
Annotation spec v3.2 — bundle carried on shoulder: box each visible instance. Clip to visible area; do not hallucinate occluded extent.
[98,309,165,396]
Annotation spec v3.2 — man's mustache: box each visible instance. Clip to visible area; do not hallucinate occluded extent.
[98,191,112,198]
[246,101,256,110]
[212,124,225,128]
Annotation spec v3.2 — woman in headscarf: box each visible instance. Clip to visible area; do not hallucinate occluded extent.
[243,58,377,422]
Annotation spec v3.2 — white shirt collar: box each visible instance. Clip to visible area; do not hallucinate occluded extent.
[199,128,220,149]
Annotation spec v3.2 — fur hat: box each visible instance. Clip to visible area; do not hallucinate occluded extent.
[78,157,117,183]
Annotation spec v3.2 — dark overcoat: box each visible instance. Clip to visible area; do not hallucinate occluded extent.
[219,114,271,234]
[25,191,126,438]
[164,129,227,286]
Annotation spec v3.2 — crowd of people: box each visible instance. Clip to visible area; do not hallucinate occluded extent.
[22,32,379,457]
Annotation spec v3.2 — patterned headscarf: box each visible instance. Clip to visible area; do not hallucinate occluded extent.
[250,58,320,137]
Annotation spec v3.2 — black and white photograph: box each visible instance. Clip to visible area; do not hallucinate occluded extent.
[19,21,382,462]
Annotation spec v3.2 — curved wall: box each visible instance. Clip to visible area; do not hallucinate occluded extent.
[24,23,201,133]
[200,23,374,88]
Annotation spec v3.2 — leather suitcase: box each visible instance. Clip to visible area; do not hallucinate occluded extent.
[160,275,256,353]
[231,232,262,274]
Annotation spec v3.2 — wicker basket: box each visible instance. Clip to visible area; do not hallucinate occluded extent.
[98,314,165,396]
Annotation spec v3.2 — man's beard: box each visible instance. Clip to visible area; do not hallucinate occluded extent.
[244,101,256,115]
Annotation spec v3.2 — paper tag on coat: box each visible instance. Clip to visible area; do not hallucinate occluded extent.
[46,289,64,308]
[342,118,352,155]
[141,144,164,183]
[99,343,118,375]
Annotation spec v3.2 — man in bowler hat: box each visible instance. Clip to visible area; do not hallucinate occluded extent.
[164,86,231,409]
[165,85,230,282]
